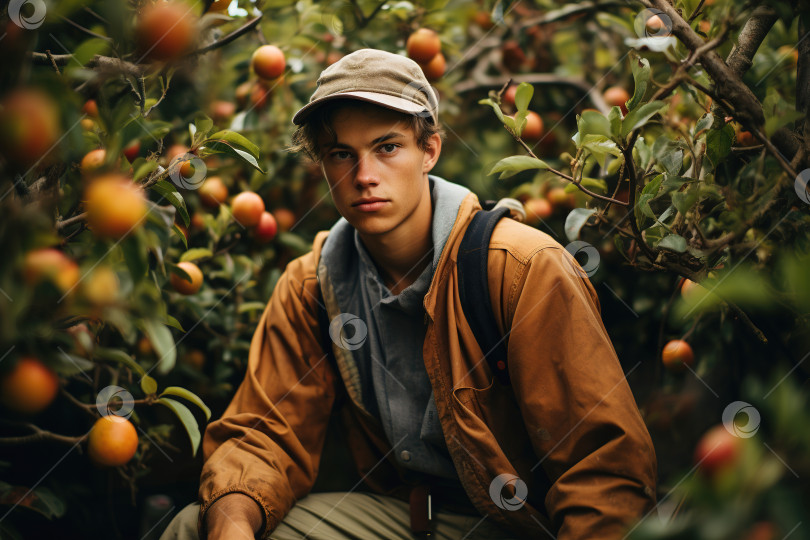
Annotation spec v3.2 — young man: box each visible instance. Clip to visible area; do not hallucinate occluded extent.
[162,49,657,539]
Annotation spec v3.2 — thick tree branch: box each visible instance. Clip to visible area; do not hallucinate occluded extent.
[640,0,765,128]
[725,6,779,77]
[518,1,627,29]
[0,421,87,446]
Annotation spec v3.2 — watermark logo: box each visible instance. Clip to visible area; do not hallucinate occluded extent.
[634,8,672,38]
[328,313,367,351]
[96,385,134,419]
[169,152,207,190]
[399,80,440,123]
[319,1,358,36]
[563,240,600,278]
[489,473,527,511]
[9,0,47,30]
[795,168,810,205]
[722,401,761,438]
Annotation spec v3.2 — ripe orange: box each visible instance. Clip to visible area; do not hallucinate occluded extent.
[734,124,756,146]
[23,248,80,293]
[171,261,203,295]
[547,186,575,210]
[82,99,99,118]
[210,100,236,123]
[604,86,630,114]
[0,89,62,169]
[273,207,296,232]
[645,14,668,34]
[135,1,195,62]
[87,415,139,467]
[80,148,107,175]
[254,211,278,243]
[420,52,446,81]
[406,28,441,64]
[231,191,265,227]
[661,339,694,373]
[182,349,206,370]
[251,45,286,80]
[521,111,544,140]
[472,11,494,30]
[82,266,120,305]
[198,176,228,208]
[501,41,526,72]
[0,357,59,414]
[84,175,148,239]
[523,197,552,226]
[680,278,701,298]
[503,85,517,107]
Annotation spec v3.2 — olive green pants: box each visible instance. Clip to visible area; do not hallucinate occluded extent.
[159,492,517,540]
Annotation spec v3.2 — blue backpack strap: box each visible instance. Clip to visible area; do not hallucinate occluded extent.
[457,206,511,385]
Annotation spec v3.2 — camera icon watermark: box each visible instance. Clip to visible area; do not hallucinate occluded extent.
[562,241,600,278]
[96,385,135,419]
[722,401,761,439]
[328,313,367,351]
[8,0,47,30]
[634,8,672,38]
[319,1,358,36]
[489,473,527,511]
[169,152,207,190]
[399,80,440,124]
[795,168,810,205]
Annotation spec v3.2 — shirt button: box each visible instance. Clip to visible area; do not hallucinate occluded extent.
[400,450,411,462]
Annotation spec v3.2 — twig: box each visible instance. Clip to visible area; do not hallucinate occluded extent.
[518,1,627,29]
[46,50,61,75]
[56,212,88,231]
[191,15,263,55]
[0,421,88,446]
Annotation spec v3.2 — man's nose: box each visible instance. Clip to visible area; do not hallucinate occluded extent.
[353,152,379,188]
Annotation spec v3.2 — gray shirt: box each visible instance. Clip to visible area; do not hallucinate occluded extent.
[319,175,471,480]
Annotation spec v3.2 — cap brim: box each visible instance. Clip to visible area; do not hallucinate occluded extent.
[292,91,432,125]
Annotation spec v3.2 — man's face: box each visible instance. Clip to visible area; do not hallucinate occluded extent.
[318,103,441,239]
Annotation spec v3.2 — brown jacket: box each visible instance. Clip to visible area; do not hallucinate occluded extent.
[198,193,657,538]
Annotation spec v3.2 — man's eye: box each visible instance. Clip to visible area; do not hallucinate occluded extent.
[380,144,398,153]
[331,151,351,160]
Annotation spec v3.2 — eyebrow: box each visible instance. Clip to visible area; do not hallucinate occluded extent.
[329,132,406,150]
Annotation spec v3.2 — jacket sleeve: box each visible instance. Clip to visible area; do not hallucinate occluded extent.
[197,257,337,538]
[506,244,657,538]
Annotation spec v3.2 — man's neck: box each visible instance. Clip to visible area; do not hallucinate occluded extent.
[359,182,434,295]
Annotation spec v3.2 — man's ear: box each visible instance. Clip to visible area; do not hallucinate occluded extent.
[422,132,442,173]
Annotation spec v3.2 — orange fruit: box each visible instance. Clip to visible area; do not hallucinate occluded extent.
[420,52,446,81]
[135,1,195,62]
[523,197,552,226]
[87,415,139,466]
[231,191,265,227]
[406,28,441,64]
[0,89,62,169]
[80,148,106,175]
[84,175,148,239]
[0,357,59,414]
[254,211,278,243]
[604,86,630,114]
[251,45,286,80]
[170,261,203,295]
[662,339,694,373]
[198,177,228,208]
[23,248,80,293]
[273,207,296,232]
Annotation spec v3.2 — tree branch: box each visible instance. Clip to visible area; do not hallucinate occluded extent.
[724,6,778,77]
[518,1,627,29]
[0,421,87,446]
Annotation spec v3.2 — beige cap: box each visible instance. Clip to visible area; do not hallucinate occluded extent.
[292,48,439,125]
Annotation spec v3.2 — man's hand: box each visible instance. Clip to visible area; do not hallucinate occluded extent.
[205,492,264,539]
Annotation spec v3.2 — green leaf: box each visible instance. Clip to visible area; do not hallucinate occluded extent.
[514,82,533,113]
[133,160,159,182]
[621,101,665,138]
[672,188,699,215]
[488,156,550,179]
[160,386,211,421]
[705,124,735,168]
[657,234,687,252]
[206,130,260,159]
[154,398,201,457]
[608,106,622,140]
[203,140,264,172]
[95,347,146,377]
[627,55,650,112]
[140,375,158,395]
[479,98,506,124]
[54,353,94,378]
[238,301,267,314]
[192,114,214,145]
[166,315,185,332]
[172,223,188,249]
[120,235,148,283]
[695,113,713,134]
[180,248,213,262]
[139,319,176,375]
[564,208,597,241]
[581,135,622,168]
[150,181,189,227]
[577,110,612,140]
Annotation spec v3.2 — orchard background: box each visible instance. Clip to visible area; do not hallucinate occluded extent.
[1,0,809,538]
